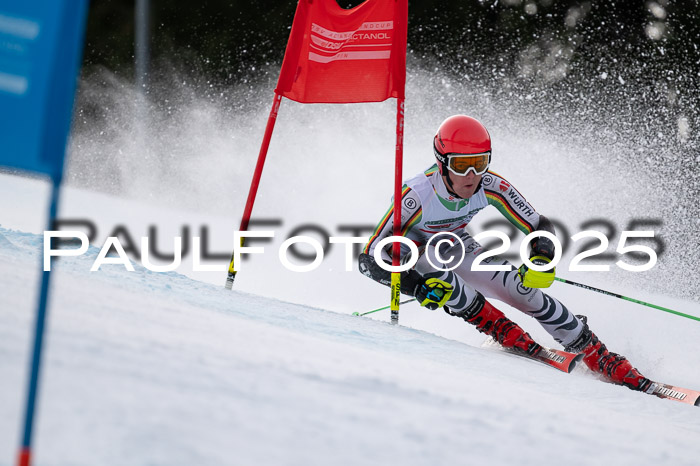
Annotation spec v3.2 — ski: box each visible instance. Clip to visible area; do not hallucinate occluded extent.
[483,339,700,407]
[530,346,584,374]
[482,337,583,373]
[646,382,700,407]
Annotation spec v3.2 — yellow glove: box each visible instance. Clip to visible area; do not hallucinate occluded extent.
[518,255,555,288]
[415,278,454,310]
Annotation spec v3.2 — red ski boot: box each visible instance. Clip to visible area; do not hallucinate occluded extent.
[450,292,542,356]
[565,315,654,392]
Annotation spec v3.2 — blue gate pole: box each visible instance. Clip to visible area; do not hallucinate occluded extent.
[18,175,63,466]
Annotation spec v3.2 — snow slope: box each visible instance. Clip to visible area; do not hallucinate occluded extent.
[2,216,700,465]
[2,63,700,464]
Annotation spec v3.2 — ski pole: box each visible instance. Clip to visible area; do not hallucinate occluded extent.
[353,299,416,317]
[554,277,700,322]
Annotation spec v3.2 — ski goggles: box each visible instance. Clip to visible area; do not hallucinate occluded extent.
[434,146,490,176]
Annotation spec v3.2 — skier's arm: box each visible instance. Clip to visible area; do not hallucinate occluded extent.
[482,173,559,256]
[358,253,424,295]
[529,215,556,260]
[519,215,558,288]
[482,173,557,287]
[358,186,424,296]
[482,172,540,236]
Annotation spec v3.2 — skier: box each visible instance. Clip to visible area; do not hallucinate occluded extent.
[359,115,652,392]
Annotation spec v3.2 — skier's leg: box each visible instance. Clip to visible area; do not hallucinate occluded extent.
[448,237,653,391]
[414,247,542,355]
[446,236,584,347]
[564,315,654,392]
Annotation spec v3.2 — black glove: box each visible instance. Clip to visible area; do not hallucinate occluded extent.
[530,235,555,260]
[519,236,556,288]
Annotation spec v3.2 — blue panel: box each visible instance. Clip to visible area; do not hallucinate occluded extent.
[0,0,88,181]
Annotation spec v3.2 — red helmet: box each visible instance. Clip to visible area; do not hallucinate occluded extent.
[434,115,491,157]
[433,115,492,196]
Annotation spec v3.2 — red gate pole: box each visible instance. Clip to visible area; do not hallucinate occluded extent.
[390,97,405,324]
[225,92,283,289]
